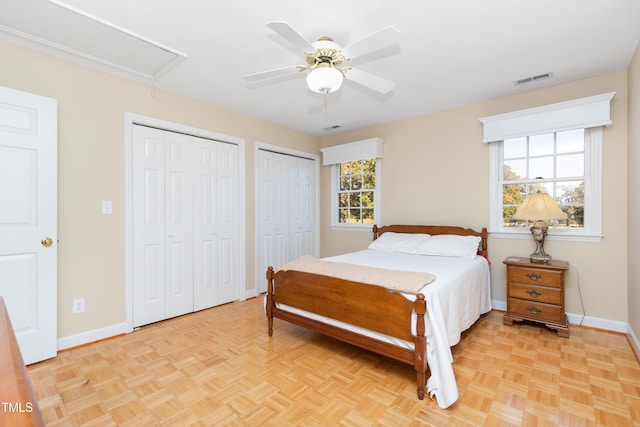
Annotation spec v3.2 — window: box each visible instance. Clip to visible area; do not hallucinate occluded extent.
[480,93,614,241]
[499,128,600,236]
[337,158,378,225]
[321,138,383,229]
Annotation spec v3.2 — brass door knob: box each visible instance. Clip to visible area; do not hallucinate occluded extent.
[41,237,53,247]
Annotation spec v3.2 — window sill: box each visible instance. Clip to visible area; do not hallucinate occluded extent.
[490,230,603,243]
[330,224,374,232]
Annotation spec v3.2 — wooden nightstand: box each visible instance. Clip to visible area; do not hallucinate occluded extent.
[503,256,570,337]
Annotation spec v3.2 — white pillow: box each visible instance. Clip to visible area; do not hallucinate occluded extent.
[415,234,481,258]
[368,232,431,254]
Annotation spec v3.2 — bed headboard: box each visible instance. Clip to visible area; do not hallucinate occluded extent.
[372,224,488,258]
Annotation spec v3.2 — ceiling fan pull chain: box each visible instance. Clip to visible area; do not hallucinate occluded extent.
[324,93,327,116]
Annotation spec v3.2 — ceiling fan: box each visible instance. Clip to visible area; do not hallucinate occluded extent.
[245,21,400,95]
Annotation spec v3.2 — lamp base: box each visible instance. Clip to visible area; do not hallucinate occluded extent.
[529,252,552,263]
[529,220,552,263]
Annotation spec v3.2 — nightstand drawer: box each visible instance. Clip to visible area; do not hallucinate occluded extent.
[508,283,562,305]
[508,298,565,324]
[508,266,562,288]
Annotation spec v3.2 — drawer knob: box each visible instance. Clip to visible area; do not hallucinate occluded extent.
[527,306,542,314]
[526,289,541,298]
[526,273,542,281]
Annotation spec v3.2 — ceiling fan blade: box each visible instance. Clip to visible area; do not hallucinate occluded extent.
[267,21,315,53]
[342,26,400,59]
[345,68,395,94]
[244,65,302,81]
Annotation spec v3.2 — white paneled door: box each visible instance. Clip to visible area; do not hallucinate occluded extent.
[163,131,195,319]
[132,124,240,327]
[132,126,166,326]
[0,86,57,365]
[289,154,315,259]
[257,148,317,293]
[193,139,240,310]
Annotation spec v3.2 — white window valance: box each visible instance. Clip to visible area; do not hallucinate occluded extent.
[479,92,615,143]
[320,137,384,165]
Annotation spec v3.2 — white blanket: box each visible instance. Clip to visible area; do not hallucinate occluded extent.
[287,249,492,408]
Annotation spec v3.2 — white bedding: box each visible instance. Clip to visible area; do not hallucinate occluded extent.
[273,249,491,408]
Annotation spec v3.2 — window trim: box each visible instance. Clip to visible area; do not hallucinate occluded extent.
[489,127,603,242]
[322,138,384,230]
[481,94,613,243]
[479,92,615,143]
[320,138,383,165]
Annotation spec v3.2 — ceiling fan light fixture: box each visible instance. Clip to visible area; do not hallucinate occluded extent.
[306,66,343,94]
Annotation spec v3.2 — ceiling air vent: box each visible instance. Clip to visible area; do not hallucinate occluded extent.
[323,125,342,131]
[514,72,553,86]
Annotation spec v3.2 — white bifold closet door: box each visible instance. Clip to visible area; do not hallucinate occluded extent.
[257,149,316,293]
[193,137,240,310]
[132,125,240,327]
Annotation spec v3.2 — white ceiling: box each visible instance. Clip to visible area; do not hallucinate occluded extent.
[1,0,639,136]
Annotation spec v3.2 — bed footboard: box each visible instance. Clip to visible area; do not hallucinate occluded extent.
[266,266,429,400]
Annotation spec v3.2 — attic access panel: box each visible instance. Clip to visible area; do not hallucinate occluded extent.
[0,0,186,80]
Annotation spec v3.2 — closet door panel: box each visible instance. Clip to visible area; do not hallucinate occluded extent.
[216,143,240,304]
[193,141,218,310]
[163,134,194,319]
[269,153,289,269]
[133,126,241,324]
[290,157,314,259]
[193,140,240,309]
[256,149,316,293]
[257,150,289,293]
[133,126,167,327]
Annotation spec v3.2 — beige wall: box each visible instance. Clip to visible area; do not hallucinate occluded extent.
[0,41,321,338]
[628,42,640,339]
[320,71,631,324]
[1,38,636,342]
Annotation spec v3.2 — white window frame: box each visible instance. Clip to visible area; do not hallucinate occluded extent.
[480,93,615,243]
[489,128,602,242]
[321,138,383,231]
[329,159,381,230]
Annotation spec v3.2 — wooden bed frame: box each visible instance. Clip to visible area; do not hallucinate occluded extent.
[265,224,488,400]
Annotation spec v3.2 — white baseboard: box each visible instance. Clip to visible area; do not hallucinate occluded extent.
[628,324,640,356]
[57,322,129,351]
[491,299,629,333]
[568,313,629,333]
[491,299,506,312]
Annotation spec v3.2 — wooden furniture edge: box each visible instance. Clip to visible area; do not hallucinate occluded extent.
[0,297,45,426]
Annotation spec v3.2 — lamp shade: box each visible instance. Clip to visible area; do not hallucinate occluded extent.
[306,66,343,94]
[512,192,567,221]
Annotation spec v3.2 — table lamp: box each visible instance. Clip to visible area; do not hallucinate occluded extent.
[512,191,567,263]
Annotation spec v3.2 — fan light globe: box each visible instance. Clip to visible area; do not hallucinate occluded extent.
[306,66,343,94]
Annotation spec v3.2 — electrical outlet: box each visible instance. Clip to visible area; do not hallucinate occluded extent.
[72,298,85,314]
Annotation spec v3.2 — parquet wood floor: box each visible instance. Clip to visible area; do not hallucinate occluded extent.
[25,297,640,426]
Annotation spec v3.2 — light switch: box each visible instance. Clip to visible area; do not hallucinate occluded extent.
[101,200,113,215]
